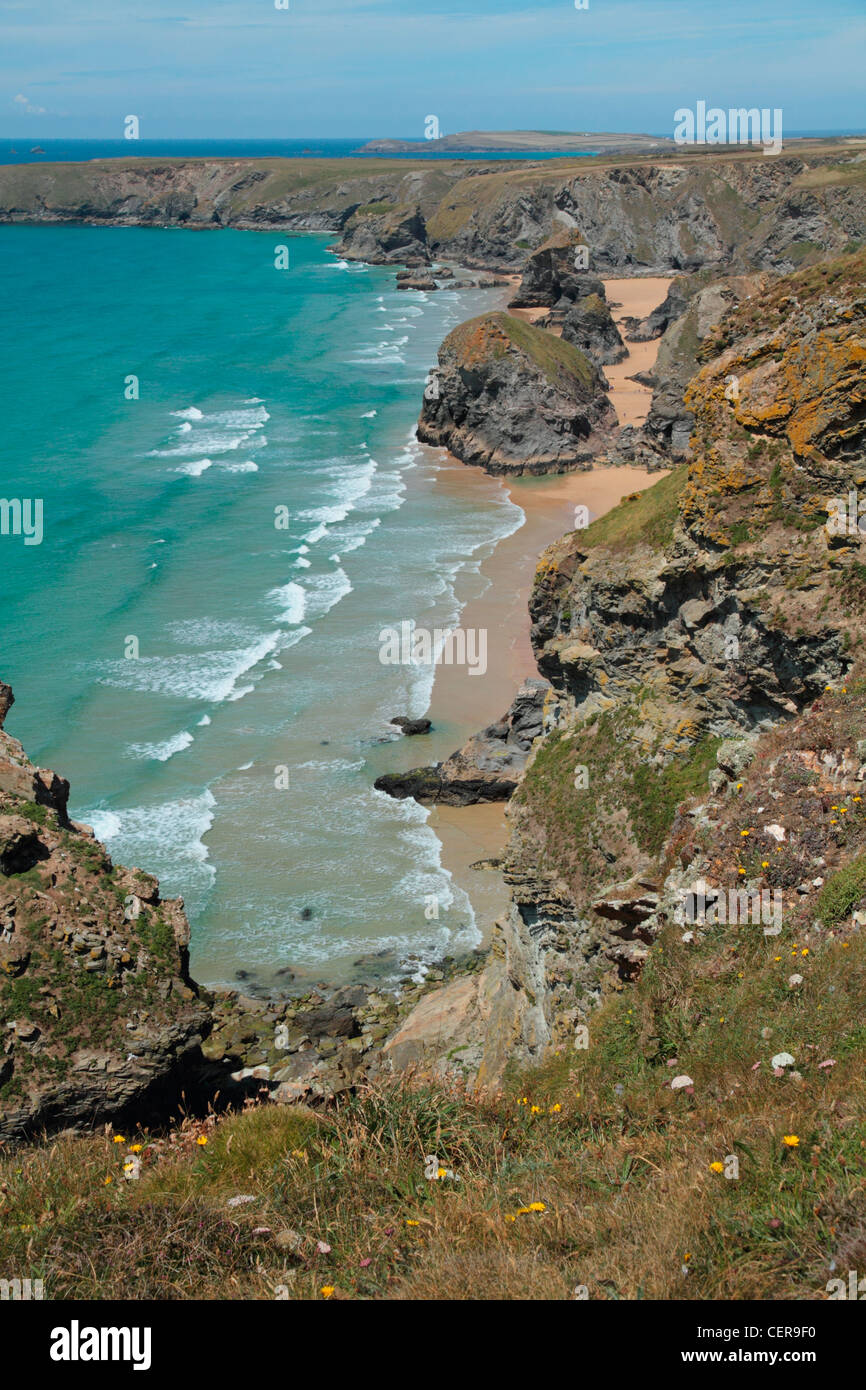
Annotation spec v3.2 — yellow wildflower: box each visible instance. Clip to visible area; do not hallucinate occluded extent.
[709,1161,724,1173]
[783,1135,800,1147]
[320,1286,335,1299]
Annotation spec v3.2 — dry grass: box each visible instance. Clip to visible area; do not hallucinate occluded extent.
[2,893,864,1301]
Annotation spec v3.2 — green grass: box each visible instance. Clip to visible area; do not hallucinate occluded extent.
[630,735,722,856]
[579,466,688,555]
[817,854,866,926]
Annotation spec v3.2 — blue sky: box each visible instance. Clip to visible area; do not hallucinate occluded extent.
[2,0,864,138]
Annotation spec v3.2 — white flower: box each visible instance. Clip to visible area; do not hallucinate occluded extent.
[771,1051,795,1069]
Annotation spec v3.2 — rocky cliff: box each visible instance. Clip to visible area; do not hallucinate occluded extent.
[476,247,866,1081]
[1,148,864,278]
[0,683,211,1143]
[417,311,617,473]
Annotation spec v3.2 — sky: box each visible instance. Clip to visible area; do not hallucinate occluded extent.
[2,0,864,140]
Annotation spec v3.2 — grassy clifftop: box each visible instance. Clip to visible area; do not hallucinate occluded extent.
[446,311,597,392]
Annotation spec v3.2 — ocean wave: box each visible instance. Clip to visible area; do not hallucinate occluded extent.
[301,567,352,620]
[295,757,366,773]
[83,790,217,894]
[96,631,281,704]
[125,730,194,762]
[167,618,262,647]
[206,406,269,427]
[156,430,264,459]
[175,458,213,477]
[170,406,203,421]
[268,580,306,625]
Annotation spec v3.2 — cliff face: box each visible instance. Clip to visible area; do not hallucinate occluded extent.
[0,685,211,1143]
[477,248,866,1081]
[640,274,763,456]
[1,149,864,277]
[417,311,617,474]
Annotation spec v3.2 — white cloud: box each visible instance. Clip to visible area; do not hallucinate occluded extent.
[13,92,47,114]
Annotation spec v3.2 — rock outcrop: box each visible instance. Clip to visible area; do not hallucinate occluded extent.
[0,687,211,1143]
[337,203,430,264]
[507,226,597,308]
[375,679,555,805]
[417,312,618,474]
[560,290,627,367]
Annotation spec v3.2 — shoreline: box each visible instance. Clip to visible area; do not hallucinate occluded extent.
[424,273,673,943]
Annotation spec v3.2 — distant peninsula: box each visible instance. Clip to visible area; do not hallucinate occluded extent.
[357,129,675,154]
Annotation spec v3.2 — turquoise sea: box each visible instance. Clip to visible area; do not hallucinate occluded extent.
[0,224,522,988]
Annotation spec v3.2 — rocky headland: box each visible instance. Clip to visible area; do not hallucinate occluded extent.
[416,311,618,473]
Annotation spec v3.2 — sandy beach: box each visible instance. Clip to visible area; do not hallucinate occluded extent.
[423,272,672,944]
[603,276,673,426]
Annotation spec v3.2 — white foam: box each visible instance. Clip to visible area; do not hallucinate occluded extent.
[97,631,282,704]
[175,458,213,478]
[301,567,352,620]
[126,730,194,762]
[156,431,261,459]
[170,406,203,421]
[82,790,217,894]
[361,409,377,418]
[221,460,259,473]
[296,758,365,773]
[207,406,270,427]
[268,580,307,625]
